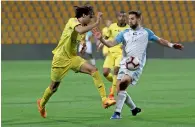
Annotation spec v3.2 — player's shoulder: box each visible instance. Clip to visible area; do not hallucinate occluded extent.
[109,23,117,28]
[68,18,78,22]
[143,27,154,34]
[67,18,79,25]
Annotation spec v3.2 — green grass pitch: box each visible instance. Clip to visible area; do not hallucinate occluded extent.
[2,59,195,127]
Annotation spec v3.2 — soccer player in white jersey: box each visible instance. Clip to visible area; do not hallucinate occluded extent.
[79,31,96,65]
[97,10,184,119]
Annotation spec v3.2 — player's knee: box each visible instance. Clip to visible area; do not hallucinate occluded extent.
[103,71,109,77]
[50,82,60,93]
[103,69,110,77]
[119,80,129,90]
[114,67,119,75]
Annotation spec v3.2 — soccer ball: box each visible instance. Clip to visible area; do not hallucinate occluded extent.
[125,56,140,71]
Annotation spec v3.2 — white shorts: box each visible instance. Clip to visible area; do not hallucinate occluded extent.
[117,55,146,85]
[79,41,93,54]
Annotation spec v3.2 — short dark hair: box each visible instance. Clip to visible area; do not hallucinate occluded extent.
[128,10,142,18]
[74,5,94,18]
[119,11,126,14]
[116,11,126,16]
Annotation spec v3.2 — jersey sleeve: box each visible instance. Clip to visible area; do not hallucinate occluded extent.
[115,31,125,44]
[145,28,160,42]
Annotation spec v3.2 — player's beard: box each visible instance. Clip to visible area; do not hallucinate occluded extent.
[130,22,138,30]
[118,21,126,27]
[130,24,138,30]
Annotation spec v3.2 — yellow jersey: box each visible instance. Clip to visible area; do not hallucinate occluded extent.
[106,23,129,53]
[52,18,85,58]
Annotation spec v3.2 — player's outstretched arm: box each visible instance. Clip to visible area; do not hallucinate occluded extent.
[99,37,118,48]
[146,28,184,50]
[75,12,103,34]
[157,38,184,50]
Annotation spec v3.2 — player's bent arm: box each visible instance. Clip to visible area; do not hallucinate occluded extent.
[99,37,118,48]
[157,38,184,50]
[75,23,98,35]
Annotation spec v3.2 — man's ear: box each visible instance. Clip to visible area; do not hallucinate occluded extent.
[138,17,142,22]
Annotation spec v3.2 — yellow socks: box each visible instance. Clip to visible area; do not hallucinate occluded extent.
[105,73,113,82]
[40,87,53,108]
[110,75,117,95]
[92,71,107,102]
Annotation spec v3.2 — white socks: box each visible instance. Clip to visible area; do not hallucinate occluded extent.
[115,91,136,113]
[125,92,136,110]
[115,91,127,113]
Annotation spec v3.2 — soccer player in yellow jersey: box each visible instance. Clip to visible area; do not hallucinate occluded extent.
[103,11,129,99]
[37,5,116,118]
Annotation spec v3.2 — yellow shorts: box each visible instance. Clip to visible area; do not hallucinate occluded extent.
[103,52,122,69]
[51,55,86,82]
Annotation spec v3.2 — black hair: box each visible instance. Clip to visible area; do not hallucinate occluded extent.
[119,11,126,14]
[128,10,142,18]
[74,5,94,18]
[116,11,126,16]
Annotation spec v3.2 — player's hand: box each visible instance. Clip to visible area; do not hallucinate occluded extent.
[91,27,102,39]
[173,43,184,50]
[96,12,103,25]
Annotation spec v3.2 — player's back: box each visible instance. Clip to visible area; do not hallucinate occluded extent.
[107,23,129,54]
[52,18,84,58]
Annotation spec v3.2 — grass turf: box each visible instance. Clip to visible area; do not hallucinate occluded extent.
[2,59,195,127]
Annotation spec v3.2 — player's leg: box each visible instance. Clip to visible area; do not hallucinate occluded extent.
[39,81,60,108]
[125,92,141,116]
[110,74,131,119]
[103,53,114,82]
[103,68,112,82]
[109,54,121,99]
[37,63,70,118]
[111,70,141,119]
[108,66,119,99]
[72,56,116,108]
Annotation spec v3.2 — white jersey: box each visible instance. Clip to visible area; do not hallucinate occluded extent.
[79,31,93,54]
[115,27,159,85]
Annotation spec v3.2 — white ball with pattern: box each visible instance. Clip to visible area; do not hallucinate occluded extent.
[125,56,140,71]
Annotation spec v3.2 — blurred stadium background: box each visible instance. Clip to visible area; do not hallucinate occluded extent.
[2,1,195,127]
[1,1,195,60]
